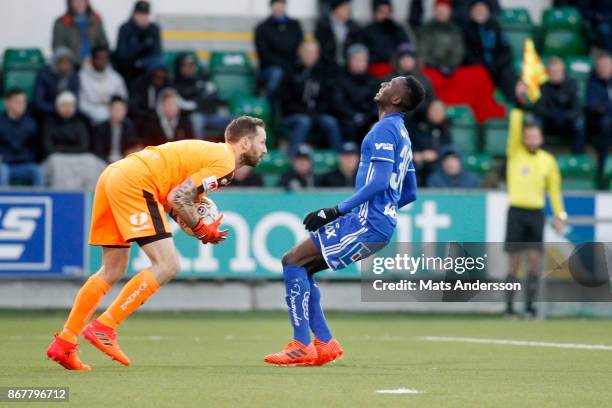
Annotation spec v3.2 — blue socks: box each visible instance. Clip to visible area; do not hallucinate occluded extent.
[283,265,311,346]
[308,275,332,342]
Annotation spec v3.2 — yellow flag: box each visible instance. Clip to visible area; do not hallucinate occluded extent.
[521,38,548,102]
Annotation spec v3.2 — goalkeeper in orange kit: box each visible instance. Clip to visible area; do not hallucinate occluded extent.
[46,116,267,370]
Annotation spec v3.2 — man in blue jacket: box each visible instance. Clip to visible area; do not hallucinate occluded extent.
[33,47,79,119]
[113,1,162,82]
[0,88,44,186]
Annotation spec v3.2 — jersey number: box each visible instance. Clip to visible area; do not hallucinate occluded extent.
[390,145,411,191]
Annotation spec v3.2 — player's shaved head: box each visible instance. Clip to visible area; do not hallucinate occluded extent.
[225,116,265,143]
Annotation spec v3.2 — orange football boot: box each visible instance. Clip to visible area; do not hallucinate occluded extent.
[82,320,131,366]
[263,339,317,366]
[306,338,344,366]
[46,335,91,371]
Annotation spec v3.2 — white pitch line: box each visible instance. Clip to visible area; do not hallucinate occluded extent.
[419,336,612,351]
[376,388,422,394]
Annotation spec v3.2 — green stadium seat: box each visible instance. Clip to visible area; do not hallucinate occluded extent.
[500,8,533,31]
[604,157,612,189]
[543,30,589,57]
[505,30,531,59]
[447,105,478,155]
[209,51,252,74]
[0,100,4,113]
[446,105,475,125]
[483,119,509,157]
[3,48,44,71]
[229,96,271,123]
[312,150,338,175]
[541,8,588,57]
[565,56,592,105]
[209,51,255,101]
[463,154,494,175]
[542,7,584,31]
[556,154,597,190]
[255,150,289,174]
[3,70,37,100]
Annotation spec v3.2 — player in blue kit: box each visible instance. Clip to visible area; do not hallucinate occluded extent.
[264,76,425,366]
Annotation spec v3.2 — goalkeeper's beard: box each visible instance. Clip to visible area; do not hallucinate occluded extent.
[243,150,262,167]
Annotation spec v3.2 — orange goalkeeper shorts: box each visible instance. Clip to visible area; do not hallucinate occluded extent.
[89,158,172,247]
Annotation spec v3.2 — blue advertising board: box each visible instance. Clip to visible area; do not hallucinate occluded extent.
[0,192,85,277]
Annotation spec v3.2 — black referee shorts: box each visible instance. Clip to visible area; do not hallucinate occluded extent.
[504,206,545,253]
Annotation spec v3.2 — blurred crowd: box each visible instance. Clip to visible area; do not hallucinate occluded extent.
[0,0,610,190]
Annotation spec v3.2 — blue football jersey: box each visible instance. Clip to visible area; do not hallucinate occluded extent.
[353,112,414,238]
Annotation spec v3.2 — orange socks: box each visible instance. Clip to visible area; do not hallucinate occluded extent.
[97,269,160,329]
[58,275,111,344]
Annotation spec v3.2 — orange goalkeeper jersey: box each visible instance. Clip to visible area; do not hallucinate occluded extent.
[89,140,236,247]
[113,140,236,205]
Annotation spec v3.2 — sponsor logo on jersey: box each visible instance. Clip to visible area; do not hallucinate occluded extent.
[129,212,150,231]
[375,142,394,151]
[202,176,219,193]
[324,223,337,239]
[383,203,397,219]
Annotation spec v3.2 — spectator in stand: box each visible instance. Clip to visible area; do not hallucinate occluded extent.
[361,0,410,79]
[172,53,233,140]
[409,0,500,27]
[534,57,585,153]
[315,0,361,77]
[316,141,360,187]
[333,44,379,142]
[426,146,481,188]
[138,88,194,146]
[43,91,106,189]
[462,0,516,103]
[114,1,162,82]
[410,100,453,186]
[577,0,611,53]
[52,0,108,65]
[417,0,465,75]
[586,52,611,187]
[387,43,435,121]
[231,166,264,187]
[33,47,79,119]
[279,144,316,191]
[0,89,44,186]
[92,96,141,163]
[79,46,128,125]
[279,40,343,155]
[129,58,169,123]
[255,0,304,108]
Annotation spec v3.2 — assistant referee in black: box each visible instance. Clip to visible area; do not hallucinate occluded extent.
[504,109,568,318]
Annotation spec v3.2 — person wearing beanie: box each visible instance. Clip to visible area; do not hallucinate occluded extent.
[52,0,109,65]
[462,0,516,103]
[333,43,379,141]
[315,0,362,76]
[114,0,162,82]
[361,0,411,78]
[417,0,465,73]
[33,47,80,118]
[385,42,436,121]
[255,0,304,109]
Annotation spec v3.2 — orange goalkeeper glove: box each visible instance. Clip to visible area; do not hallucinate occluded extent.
[191,214,228,245]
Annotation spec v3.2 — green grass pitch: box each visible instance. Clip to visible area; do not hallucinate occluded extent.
[1,311,612,407]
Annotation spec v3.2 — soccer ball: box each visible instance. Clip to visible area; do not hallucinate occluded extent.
[176,197,220,236]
